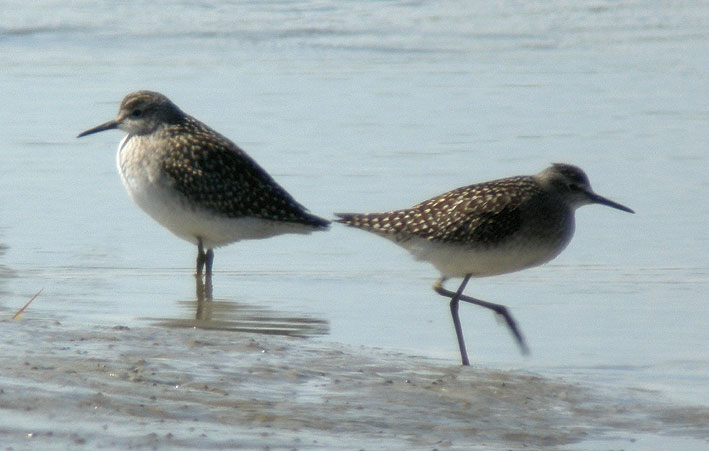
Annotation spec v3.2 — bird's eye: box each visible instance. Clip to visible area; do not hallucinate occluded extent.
[131,109,143,118]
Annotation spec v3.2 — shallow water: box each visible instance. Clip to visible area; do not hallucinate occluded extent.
[1,1,708,449]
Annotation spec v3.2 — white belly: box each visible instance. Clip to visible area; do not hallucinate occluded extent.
[399,235,570,278]
[116,136,313,249]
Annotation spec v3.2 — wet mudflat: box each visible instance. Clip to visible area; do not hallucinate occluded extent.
[1,319,706,450]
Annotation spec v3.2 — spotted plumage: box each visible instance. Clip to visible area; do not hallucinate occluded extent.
[79,90,328,277]
[337,176,550,246]
[153,114,326,226]
[336,164,634,365]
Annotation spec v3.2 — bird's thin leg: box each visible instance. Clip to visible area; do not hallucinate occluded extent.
[434,275,473,366]
[434,276,530,359]
[196,238,206,276]
[205,249,214,278]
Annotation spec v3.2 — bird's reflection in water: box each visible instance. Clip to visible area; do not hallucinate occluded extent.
[150,275,329,338]
[0,242,11,290]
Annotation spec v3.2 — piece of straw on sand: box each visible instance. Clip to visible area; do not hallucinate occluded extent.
[12,289,43,320]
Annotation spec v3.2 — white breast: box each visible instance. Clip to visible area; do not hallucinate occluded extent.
[116,135,313,249]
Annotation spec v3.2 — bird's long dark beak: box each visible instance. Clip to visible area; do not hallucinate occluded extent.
[77,119,119,138]
[588,191,634,213]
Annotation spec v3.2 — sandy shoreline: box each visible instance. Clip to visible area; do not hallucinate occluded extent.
[0,319,706,450]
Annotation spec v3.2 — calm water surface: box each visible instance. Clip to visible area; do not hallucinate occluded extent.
[0,0,708,447]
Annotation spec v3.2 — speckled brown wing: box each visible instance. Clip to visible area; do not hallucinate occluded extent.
[336,176,540,246]
[160,117,328,228]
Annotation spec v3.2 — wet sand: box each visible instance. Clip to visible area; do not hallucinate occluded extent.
[1,318,706,450]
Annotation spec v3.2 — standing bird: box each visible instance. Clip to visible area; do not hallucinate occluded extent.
[78,91,329,277]
[336,164,633,365]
